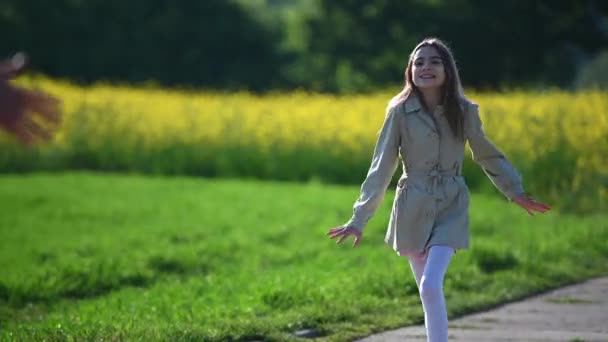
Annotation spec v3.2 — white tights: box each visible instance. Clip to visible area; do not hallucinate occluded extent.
[404,245,455,342]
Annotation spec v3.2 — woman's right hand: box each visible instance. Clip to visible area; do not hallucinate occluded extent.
[327,225,362,247]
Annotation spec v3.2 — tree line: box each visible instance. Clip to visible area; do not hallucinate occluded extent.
[1,0,606,92]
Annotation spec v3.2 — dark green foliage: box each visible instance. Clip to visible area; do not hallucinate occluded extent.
[0,0,282,91]
[299,0,608,92]
[576,49,608,90]
[1,0,607,92]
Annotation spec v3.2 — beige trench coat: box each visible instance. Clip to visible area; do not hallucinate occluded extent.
[345,94,524,254]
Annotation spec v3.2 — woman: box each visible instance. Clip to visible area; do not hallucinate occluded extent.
[0,52,61,145]
[327,38,550,342]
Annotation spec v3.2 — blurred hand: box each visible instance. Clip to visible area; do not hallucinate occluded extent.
[0,52,62,145]
[0,52,27,79]
[327,225,362,247]
[512,194,551,215]
[11,52,27,70]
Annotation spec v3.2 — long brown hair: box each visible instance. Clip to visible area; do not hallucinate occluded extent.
[389,38,465,140]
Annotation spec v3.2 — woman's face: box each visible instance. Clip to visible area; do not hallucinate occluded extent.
[411,46,446,90]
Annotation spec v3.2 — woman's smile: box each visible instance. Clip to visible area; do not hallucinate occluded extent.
[412,46,446,90]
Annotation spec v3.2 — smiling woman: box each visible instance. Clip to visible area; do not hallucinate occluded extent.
[414,53,445,85]
[327,37,550,342]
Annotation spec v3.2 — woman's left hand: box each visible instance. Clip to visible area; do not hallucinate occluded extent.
[512,194,551,215]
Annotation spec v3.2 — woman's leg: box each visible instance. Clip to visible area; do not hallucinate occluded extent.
[404,250,427,289]
[419,245,455,342]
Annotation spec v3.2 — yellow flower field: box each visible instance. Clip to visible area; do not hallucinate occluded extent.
[2,77,606,213]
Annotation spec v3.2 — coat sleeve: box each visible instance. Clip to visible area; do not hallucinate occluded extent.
[345,105,401,233]
[465,101,524,200]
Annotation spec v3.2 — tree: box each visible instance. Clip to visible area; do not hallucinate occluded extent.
[0,0,282,91]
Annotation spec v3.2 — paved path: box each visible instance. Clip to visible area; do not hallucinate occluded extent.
[356,277,608,342]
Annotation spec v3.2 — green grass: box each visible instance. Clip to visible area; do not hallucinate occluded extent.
[0,172,607,341]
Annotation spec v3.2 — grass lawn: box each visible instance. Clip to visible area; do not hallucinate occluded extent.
[1,172,607,341]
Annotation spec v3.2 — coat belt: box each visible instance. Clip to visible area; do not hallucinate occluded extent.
[405,167,462,200]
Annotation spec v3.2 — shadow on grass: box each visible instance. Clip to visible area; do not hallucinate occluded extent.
[2,254,213,310]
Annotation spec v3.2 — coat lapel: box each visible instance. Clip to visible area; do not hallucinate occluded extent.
[405,95,437,132]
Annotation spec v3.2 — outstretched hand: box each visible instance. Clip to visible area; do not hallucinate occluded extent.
[512,194,551,215]
[0,52,62,145]
[327,225,362,247]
